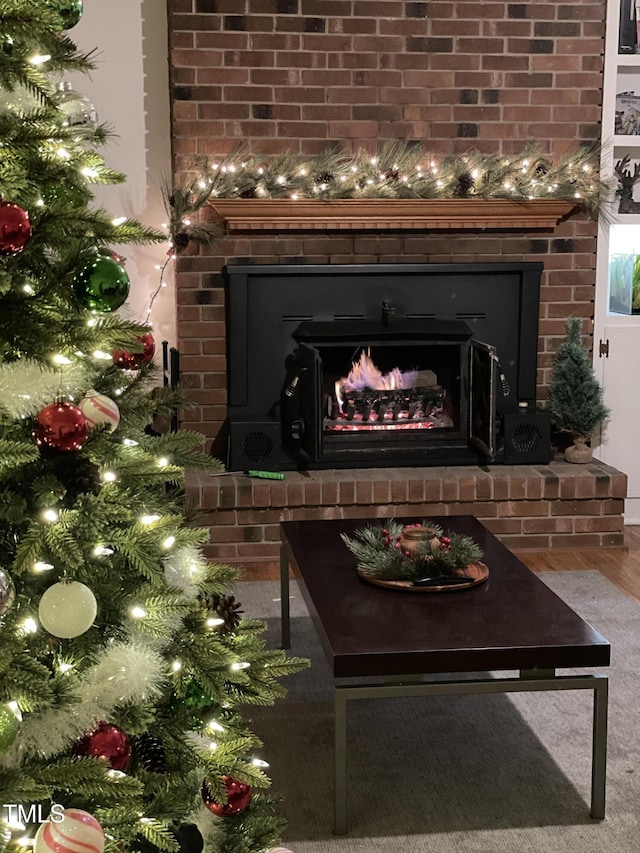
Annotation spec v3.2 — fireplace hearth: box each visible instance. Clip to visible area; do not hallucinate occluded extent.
[224,262,551,471]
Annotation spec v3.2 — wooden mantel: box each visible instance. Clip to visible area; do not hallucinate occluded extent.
[209,198,577,232]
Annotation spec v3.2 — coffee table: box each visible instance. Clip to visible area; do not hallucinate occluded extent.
[279,515,610,835]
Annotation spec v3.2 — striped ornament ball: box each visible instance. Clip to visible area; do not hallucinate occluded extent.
[34,809,104,853]
[78,391,120,433]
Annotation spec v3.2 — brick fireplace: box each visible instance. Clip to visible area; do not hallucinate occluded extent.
[167,0,626,561]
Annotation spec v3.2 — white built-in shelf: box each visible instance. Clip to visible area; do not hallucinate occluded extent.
[617,53,640,69]
[610,213,640,224]
[613,135,640,149]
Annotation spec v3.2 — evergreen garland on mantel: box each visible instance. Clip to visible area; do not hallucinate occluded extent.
[168,140,608,246]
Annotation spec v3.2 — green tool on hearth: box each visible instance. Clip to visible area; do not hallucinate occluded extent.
[247,470,285,480]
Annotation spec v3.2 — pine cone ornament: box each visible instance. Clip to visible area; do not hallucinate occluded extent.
[455,172,474,197]
[384,168,402,181]
[239,187,257,198]
[49,454,101,504]
[314,171,334,185]
[173,232,190,248]
[198,591,243,632]
[132,732,167,773]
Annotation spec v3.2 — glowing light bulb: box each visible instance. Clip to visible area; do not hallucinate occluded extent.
[207,719,225,733]
[140,514,161,525]
[29,53,51,65]
[42,509,59,523]
[251,757,269,768]
[171,659,182,672]
[93,545,114,557]
[157,457,169,468]
[21,617,38,635]
[58,661,73,674]
[206,617,225,628]
[112,216,127,226]
[122,438,139,447]
[162,536,176,550]
[52,353,72,365]
[102,471,117,483]
[130,606,147,619]
[33,561,54,572]
[81,167,99,178]
[23,283,34,294]
[6,701,22,721]
[230,661,250,671]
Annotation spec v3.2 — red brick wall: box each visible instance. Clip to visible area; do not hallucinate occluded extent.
[167,0,605,450]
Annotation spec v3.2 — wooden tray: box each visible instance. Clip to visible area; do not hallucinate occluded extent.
[357,562,489,593]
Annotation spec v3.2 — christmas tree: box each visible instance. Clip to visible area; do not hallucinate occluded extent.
[0,4,306,853]
[547,317,610,443]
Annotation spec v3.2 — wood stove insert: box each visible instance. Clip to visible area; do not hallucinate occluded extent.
[224,262,550,470]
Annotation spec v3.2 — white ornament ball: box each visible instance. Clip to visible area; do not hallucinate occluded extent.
[78,391,120,433]
[38,580,97,638]
[34,808,104,853]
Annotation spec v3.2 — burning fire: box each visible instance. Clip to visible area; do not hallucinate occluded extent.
[335,350,417,408]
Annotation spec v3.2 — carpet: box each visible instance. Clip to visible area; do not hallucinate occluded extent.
[239,572,640,853]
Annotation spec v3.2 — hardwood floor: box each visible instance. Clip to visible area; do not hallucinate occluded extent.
[513,525,640,604]
[238,526,640,604]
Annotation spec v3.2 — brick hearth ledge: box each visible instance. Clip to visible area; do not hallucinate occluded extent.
[186,461,627,564]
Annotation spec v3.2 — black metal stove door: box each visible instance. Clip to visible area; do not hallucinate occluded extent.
[469,339,498,460]
[282,343,322,462]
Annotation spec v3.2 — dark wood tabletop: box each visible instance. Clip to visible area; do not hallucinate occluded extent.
[280,515,611,678]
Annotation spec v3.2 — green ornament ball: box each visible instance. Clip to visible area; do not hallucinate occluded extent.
[0,705,19,755]
[50,0,84,30]
[74,254,130,313]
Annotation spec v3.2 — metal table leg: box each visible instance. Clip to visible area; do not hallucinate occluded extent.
[331,673,609,835]
[280,543,290,649]
[591,677,609,819]
[334,689,348,835]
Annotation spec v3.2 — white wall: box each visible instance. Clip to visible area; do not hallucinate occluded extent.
[69,0,175,350]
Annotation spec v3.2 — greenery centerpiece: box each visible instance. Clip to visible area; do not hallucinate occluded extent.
[341,520,484,589]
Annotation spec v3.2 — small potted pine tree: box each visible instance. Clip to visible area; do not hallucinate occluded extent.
[547,317,610,462]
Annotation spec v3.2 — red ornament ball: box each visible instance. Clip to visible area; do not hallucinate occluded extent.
[0,199,32,256]
[112,332,155,369]
[74,721,131,771]
[202,776,252,817]
[34,401,88,452]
